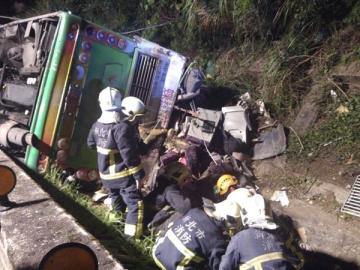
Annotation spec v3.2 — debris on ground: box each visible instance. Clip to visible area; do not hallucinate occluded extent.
[271,190,290,207]
[252,124,287,160]
[336,104,349,115]
[71,64,360,267]
[89,73,294,218]
[92,189,108,203]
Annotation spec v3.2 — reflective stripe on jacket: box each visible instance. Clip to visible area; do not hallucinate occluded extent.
[87,120,145,185]
[153,208,226,270]
[219,228,299,270]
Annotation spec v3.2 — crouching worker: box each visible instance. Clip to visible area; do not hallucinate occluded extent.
[145,162,196,234]
[214,174,251,204]
[152,206,228,270]
[218,189,303,270]
[215,174,243,200]
[87,87,146,239]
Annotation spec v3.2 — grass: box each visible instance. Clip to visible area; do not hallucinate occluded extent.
[314,192,342,213]
[43,167,157,269]
[287,95,360,162]
[16,1,360,265]
[273,175,318,199]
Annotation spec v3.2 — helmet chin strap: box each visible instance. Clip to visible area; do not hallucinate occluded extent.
[126,113,144,122]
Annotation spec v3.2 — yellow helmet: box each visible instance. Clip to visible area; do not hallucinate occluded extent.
[216,174,238,195]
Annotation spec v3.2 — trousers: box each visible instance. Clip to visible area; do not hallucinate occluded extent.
[107,178,143,238]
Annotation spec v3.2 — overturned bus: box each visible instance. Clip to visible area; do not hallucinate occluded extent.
[0,11,186,181]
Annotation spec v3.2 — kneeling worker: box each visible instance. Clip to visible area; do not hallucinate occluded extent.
[218,190,302,270]
[145,162,195,233]
[87,87,146,239]
[152,206,228,270]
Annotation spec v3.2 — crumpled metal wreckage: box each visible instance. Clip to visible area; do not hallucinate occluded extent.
[90,66,288,234]
[140,90,287,193]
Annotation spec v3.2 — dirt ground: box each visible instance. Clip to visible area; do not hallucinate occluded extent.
[253,153,360,269]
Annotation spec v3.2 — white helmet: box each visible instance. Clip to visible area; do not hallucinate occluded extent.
[121,96,145,118]
[210,188,278,230]
[98,87,122,112]
[203,192,242,234]
[208,188,250,226]
[98,87,122,124]
[232,189,278,230]
[204,197,241,221]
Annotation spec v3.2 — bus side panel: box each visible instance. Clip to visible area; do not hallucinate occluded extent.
[157,53,186,128]
[40,22,81,172]
[59,24,136,169]
[135,38,187,128]
[25,13,80,170]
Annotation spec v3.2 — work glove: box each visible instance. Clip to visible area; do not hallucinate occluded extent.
[143,129,167,144]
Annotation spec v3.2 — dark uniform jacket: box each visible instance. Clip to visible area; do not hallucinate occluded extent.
[87,120,146,188]
[219,227,298,270]
[154,184,192,213]
[145,183,192,229]
[153,208,227,270]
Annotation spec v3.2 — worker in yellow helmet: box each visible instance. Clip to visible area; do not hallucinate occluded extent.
[218,190,303,270]
[215,174,241,199]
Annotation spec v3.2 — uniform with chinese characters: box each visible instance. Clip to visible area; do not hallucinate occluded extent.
[219,227,299,270]
[152,208,227,270]
[144,175,194,232]
[87,119,146,238]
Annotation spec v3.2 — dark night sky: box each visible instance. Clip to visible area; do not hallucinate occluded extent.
[0,1,15,16]
[0,0,36,24]
[0,0,35,16]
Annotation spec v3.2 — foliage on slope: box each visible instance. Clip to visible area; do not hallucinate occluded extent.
[16,0,360,261]
[25,0,360,161]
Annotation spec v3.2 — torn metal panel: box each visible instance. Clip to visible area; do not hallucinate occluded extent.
[222,105,251,143]
[4,25,18,37]
[177,68,205,101]
[341,175,360,218]
[141,148,161,195]
[252,124,286,160]
[187,108,222,144]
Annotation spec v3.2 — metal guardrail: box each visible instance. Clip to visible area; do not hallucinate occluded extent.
[341,175,360,217]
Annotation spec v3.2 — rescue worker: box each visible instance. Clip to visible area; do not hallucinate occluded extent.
[87,87,146,239]
[152,207,228,270]
[215,174,249,202]
[215,174,239,198]
[144,162,194,233]
[217,189,302,270]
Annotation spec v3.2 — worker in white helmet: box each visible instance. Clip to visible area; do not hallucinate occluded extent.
[87,87,147,239]
[216,189,303,270]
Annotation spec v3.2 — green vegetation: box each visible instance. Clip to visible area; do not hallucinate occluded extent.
[275,175,318,198]
[14,0,360,265]
[23,1,360,115]
[43,167,157,269]
[344,0,360,24]
[26,0,141,31]
[288,95,360,161]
